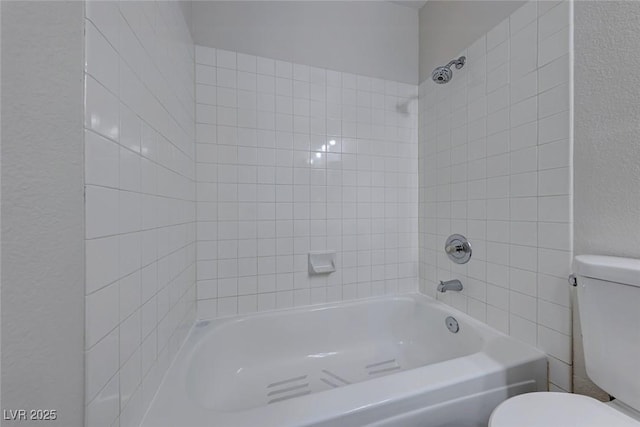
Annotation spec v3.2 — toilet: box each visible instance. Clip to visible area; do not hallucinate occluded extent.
[490,255,640,427]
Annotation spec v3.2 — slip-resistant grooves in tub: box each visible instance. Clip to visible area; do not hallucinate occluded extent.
[259,359,399,406]
[186,296,483,412]
[142,294,547,427]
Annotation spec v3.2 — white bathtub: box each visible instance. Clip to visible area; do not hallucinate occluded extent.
[142,294,547,427]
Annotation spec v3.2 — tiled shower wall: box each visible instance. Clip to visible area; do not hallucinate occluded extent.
[83,2,195,426]
[195,46,419,317]
[418,1,573,391]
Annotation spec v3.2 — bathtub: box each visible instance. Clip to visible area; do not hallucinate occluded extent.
[141,294,547,427]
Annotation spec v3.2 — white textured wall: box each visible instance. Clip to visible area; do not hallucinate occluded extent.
[573,0,640,400]
[194,46,419,317]
[419,0,525,83]
[1,1,85,425]
[83,2,196,426]
[190,1,419,84]
[418,0,573,392]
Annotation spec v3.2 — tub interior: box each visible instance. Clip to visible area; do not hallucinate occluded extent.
[186,297,485,412]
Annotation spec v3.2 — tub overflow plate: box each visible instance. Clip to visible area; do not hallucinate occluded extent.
[445,316,459,333]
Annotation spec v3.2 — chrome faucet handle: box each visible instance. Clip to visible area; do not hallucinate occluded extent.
[445,244,464,254]
[444,234,472,264]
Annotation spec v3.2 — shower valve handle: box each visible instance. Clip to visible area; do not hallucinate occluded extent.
[445,244,464,254]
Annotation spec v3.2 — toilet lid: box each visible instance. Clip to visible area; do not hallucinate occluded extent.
[489,393,640,427]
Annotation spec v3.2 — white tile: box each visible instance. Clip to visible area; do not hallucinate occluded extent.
[538,195,570,222]
[510,20,537,58]
[510,290,537,321]
[538,273,571,307]
[86,6,197,425]
[85,372,119,427]
[510,221,537,247]
[468,36,486,61]
[86,186,119,239]
[195,45,216,66]
[275,60,293,78]
[539,82,570,119]
[85,328,119,402]
[86,0,120,50]
[538,300,571,335]
[538,0,563,17]
[538,167,570,196]
[548,356,572,391]
[538,222,571,251]
[487,281,509,308]
[487,41,509,71]
[510,96,537,128]
[196,64,216,86]
[86,236,120,294]
[539,26,570,67]
[510,197,537,222]
[538,140,569,171]
[510,1,537,35]
[487,18,509,51]
[511,71,537,105]
[197,299,218,319]
[86,75,120,141]
[539,55,570,93]
[216,49,237,69]
[120,349,141,409]
[538,1,570,41]
[538,325,571,363]
[119,271,141,322]
[119,310,141,364]
[119,147,141,192]
[257,57,276,76]
[510,267,537,296]
[85,20,119,95]
[539,111,570,144]
[487,62,509,93]
[196,85,217,106]
[487,306,509,334]
[85,130,120,187]
[217,68,237,89]
[86,283,119,348]
[538,247,571,278]
[510,244,538,272]
[510,146,537,174]
[237,53,257,72]
[510,314,537,346]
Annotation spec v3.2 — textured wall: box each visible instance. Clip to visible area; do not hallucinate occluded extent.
[190,1,419,84]
[83,2,196,426]
[1,1,85,425]
[418,0,573,392]
[573,0,640,400]
[194,46,419,317]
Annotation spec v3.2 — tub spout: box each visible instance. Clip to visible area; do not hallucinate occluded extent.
[438,279,463,293]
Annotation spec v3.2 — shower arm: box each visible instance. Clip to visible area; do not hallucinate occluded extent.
[446,56,466,70]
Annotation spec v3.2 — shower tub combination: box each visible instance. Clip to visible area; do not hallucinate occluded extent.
[142,294,546,427]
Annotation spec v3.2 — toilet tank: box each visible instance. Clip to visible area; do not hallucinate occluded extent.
[575,255,640,411]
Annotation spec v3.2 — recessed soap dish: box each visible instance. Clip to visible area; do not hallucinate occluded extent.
[308,251,336,275]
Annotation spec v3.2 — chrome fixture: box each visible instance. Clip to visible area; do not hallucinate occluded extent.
[445,234,472,264]
[432,56,466,84]
[395,95,418,115]
[438,279,463,293]
[445,316,460,333]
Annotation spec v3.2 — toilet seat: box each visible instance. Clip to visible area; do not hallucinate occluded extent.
[489,392,640,427]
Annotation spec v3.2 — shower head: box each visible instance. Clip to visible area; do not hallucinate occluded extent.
[396,95,419,115]
[432,56,466,84]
